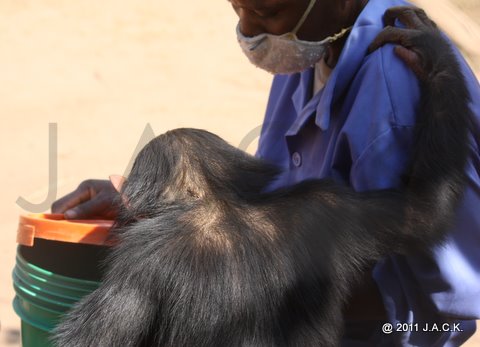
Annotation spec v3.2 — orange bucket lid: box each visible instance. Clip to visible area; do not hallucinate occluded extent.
[17,214,113,247]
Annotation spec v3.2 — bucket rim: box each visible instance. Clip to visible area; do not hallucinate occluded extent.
[17,213,113,246]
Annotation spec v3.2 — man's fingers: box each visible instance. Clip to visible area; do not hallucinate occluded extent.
[51,179,119,219]
[51,186,93,214]
[64,194,112,220]
[368,26,411,53]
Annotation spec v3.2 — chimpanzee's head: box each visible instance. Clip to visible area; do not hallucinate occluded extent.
[110,128,280,223]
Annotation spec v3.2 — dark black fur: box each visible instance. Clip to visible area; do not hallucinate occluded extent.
[53,16,473,347]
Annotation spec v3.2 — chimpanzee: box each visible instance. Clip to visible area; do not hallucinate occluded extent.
[52,8,474,347]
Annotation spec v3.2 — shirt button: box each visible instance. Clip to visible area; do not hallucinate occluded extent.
[292,152,302,167]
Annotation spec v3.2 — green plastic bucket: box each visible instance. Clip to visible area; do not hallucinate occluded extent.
[13,214,112,347]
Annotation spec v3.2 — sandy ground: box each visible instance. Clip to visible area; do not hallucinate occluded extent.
[0,1,478,346]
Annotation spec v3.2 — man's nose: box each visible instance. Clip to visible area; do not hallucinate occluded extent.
[236,10,266,37]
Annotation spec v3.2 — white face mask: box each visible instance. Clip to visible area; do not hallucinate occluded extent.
[236,0,352,74]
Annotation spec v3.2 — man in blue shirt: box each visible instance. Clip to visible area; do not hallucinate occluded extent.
[239,0,480,345]
[53,0,480,345]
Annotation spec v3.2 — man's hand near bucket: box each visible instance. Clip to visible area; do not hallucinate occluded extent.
[51,178,120,220]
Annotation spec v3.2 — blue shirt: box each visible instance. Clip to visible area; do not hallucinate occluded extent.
[256,0,480,345]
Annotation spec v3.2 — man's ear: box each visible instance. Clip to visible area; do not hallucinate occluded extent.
[109,175,126,193]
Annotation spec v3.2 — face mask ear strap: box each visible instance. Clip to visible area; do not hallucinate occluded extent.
[291,0,317,35]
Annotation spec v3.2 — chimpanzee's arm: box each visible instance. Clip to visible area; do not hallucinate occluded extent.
[52,232,160,347]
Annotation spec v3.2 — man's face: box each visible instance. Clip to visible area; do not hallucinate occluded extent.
[228,0,341,41]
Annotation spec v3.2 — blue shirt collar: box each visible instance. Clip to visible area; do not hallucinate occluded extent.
[288,0,407,135]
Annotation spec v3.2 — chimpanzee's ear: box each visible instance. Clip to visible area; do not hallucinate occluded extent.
[109,175,126,193]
